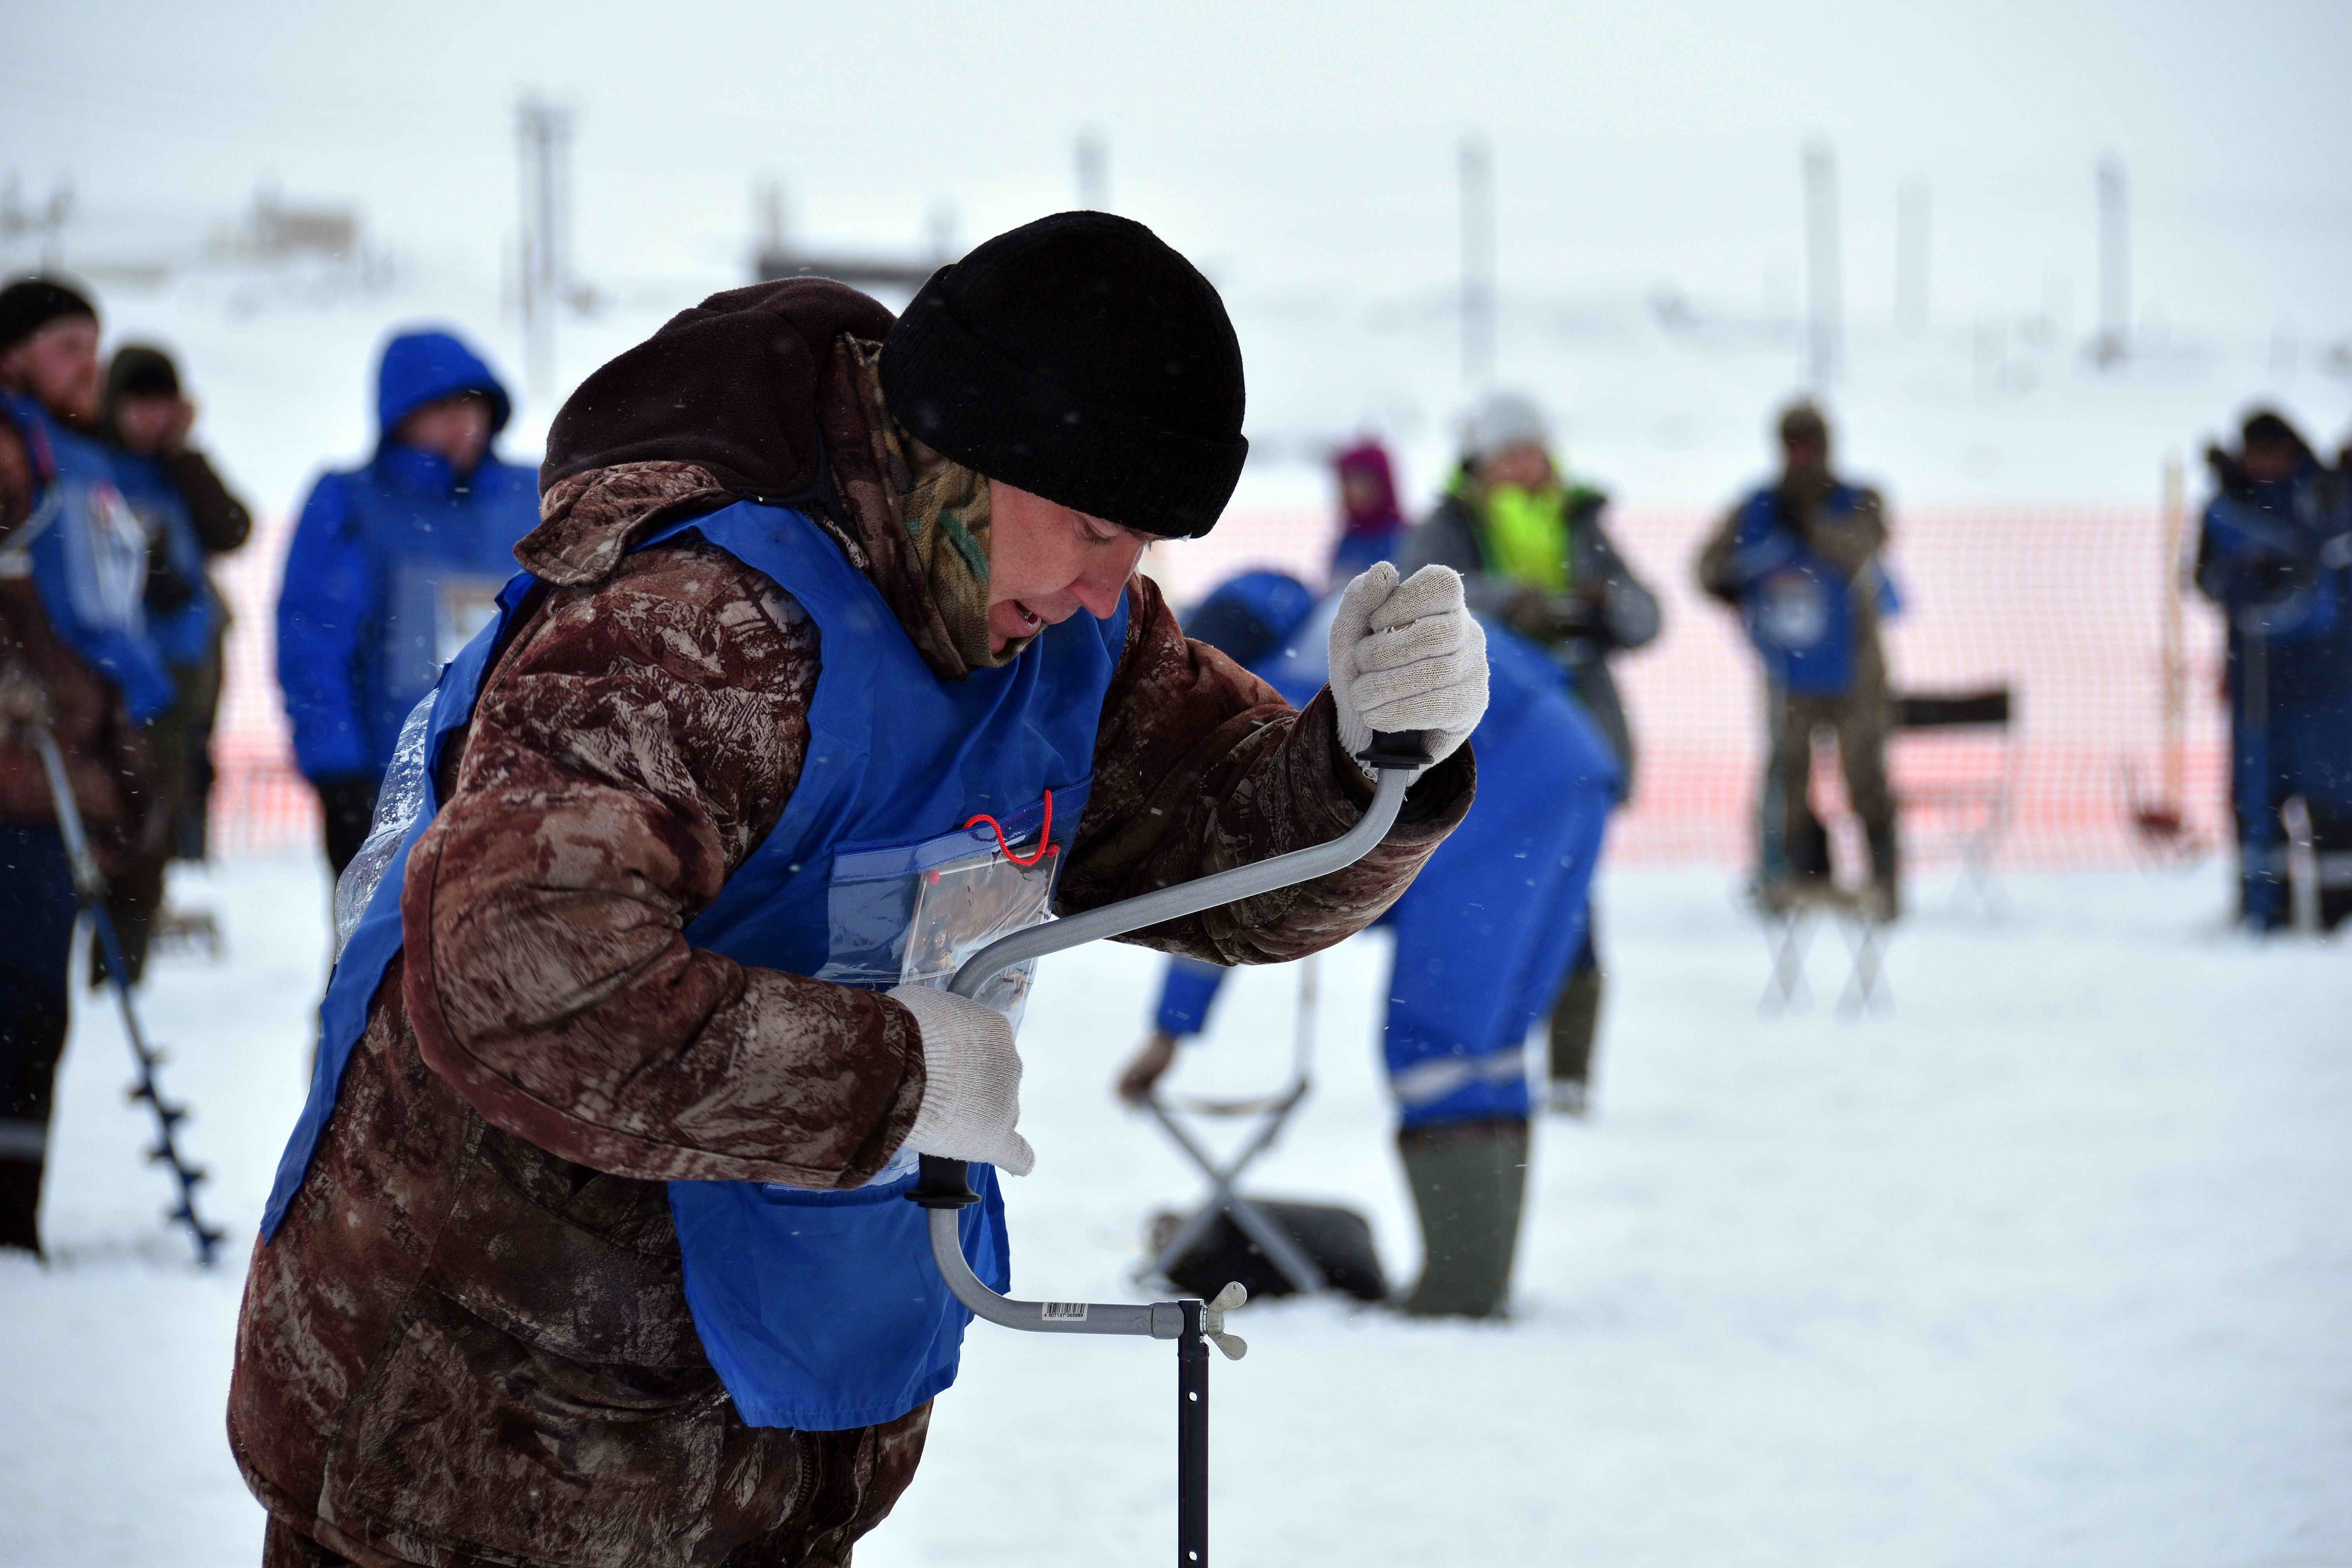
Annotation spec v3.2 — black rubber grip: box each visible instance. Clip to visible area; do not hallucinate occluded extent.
[1355,729,1432,771]
[910,1154,980,1209]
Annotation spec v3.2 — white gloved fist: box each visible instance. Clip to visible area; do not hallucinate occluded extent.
[1326,561,1489,778]
[891,984,1036,1176]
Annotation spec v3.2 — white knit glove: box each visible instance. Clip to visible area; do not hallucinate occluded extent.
[1326,562,1489,777]
[891,983,1036,1176]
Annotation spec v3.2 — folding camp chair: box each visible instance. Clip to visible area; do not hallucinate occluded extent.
[1138,955,1385,1301]
[1757,884,1890,1018]
[1892,686,2018,913]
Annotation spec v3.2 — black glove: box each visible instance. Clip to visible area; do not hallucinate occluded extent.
[313,774,380,874]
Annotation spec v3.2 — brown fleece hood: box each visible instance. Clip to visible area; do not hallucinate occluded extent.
[540,277,895,501]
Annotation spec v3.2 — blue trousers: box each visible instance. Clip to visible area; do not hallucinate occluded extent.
[1,825,78,1252]
[2227,635,2352,929]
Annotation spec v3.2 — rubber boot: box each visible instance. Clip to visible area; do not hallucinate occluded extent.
[1396,1117,1529,1319]
[1865,820,1902,922]
[1545,958,1601,1116]
[0,1154,44,1257]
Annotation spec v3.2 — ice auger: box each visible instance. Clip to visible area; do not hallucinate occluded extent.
[31,723,224,1265]
[908,730,1428,1566]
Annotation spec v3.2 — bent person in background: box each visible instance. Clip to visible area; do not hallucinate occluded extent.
[232,214,1485,1568]
[2195,409,2352,931]
[0,276,167,1256]
[1408,390,1656,1116]
[1699,401,1902,921]
[275,328,537,880]
[1120,567,1617,1318]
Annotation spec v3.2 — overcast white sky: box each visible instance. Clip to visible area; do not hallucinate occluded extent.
[8,0,2350,330]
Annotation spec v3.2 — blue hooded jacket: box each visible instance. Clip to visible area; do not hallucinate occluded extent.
[276,329,539,785]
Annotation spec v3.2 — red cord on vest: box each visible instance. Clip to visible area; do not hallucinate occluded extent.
[964,789,1053,867]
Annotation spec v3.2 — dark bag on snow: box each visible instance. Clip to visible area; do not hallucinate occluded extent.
[1159,1198,1387,1303]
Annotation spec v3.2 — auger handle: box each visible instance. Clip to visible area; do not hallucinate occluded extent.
[910,730,1430,1303]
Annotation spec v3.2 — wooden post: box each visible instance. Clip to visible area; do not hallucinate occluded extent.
[2160,452,2186,816]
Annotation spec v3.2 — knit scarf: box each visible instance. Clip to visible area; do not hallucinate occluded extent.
[822,338,1027,677]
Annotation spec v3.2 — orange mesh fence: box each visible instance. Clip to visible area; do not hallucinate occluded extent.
[207,503,2228,868]
[1145,503,2227,869]
[209,509,315,858]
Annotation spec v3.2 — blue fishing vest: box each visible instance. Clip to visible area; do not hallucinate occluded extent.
[110,449,218,669]
[262,499,1126,1433]
[0,392,173,721]
[1727,486,1894,699]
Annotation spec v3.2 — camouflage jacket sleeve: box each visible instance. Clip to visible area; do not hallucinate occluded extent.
[399,539,926,1189]
[1058,571,1475,964]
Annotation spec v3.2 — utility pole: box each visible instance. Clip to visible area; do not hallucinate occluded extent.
[515,93,575,396]
[1459,133,1495,390]
[1896,178,1929,336]
[2094,153,2129,367]
[1075,130,1109,211]
[927,200,960,265]
[2,175,74,271]
[1802,138,1841,388]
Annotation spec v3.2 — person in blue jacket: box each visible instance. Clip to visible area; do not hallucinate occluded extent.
[1117,568,1619,1317]
[276,328,538,877]
[1698,401,1902,918]
[2194,409,2352,931]
[0,276,168,1254]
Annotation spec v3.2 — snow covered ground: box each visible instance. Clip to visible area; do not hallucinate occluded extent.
[5,854,2348,1567]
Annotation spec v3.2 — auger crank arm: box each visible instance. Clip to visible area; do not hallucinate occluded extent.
[907,730,1431,1346]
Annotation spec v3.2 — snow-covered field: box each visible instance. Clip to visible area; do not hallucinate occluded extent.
[5,855,2347,1567]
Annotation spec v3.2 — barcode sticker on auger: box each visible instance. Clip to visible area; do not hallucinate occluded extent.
[1041,1301,1088,1322]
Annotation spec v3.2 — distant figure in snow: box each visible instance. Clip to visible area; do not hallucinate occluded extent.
[102,343,252,870]
[2194,408,2352,931]
[1327,438,1409,584]
[1407,390,1656,1117]
[1119,568,1618,1318]
[276,328,537,879]
[1699,400,1902,921]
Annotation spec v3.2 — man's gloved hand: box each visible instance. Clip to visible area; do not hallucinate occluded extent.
[891,983,1036,1176]
[1116,1029,1181,1107]
[1327,561,1489,777]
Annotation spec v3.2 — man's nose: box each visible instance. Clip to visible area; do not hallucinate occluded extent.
[1072,547,1143,619]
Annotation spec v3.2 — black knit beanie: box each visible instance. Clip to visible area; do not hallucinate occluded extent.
[0,276,98,357]
[880,212,1247,539]
[107,344,181,403]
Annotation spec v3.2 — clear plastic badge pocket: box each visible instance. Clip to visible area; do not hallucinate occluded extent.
[897,845,1061,1027]
[809,809,1062,1184]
